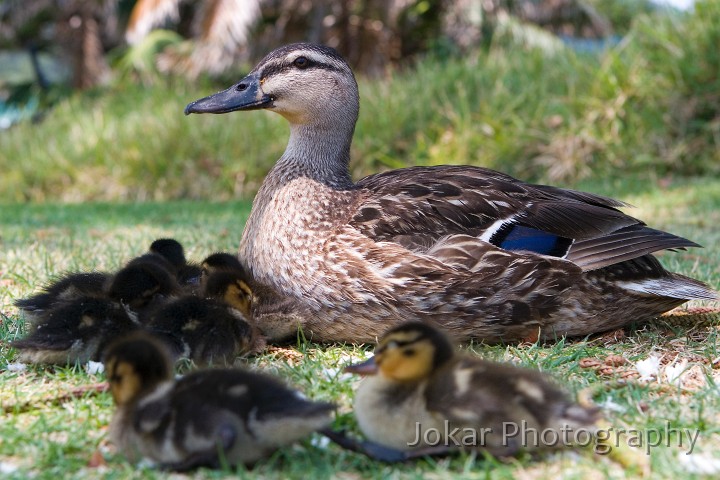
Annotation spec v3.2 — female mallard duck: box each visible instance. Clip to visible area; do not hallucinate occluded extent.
[342,322,599,458]
[185,43,717,343]
[103,332,334,470]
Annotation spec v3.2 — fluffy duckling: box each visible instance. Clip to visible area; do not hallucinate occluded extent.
[104,332,335,470]
[199,252,244,288]
[106,255,180,314]
[11,296,139,364]
[202,269,254,319]
[199,252,312,341]
[13,271,110,326]
[144,295,262,365]
[149,238,202,285]
[200,252,244,274]
[344,322,599,459]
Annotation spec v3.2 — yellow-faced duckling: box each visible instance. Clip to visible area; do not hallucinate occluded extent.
[104,332,334,470]
[343,322,599,459]
[186,43,717,344]
[14,271,110,326]
[202,269,254,319]
[144,295,263,365]
[199,253,306,341]
[12,296,139,364]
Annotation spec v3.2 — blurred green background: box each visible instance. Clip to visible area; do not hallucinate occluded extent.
[0,0,718,203]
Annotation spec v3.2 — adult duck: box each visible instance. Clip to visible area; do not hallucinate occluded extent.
[185,43,717,343]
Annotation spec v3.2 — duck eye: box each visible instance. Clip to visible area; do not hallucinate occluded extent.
[293,56,309,69]
[402,348,416,357]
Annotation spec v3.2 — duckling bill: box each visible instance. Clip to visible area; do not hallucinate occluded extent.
[104,332,334,470]
[342,322,599,460]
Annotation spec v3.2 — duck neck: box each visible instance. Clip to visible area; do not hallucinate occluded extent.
[271,121,355,190]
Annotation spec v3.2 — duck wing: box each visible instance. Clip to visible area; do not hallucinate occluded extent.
[352,166,699,269]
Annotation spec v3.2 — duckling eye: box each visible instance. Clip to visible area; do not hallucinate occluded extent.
[402,348,416,357]
[293,56,310,69]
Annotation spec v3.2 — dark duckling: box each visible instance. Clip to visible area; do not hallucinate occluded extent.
[149,238,202,285]
[106,255,180,315]
[11,296,139,364]
[104,332,334,470]
[144,295,263,366]
[13,271,110,326]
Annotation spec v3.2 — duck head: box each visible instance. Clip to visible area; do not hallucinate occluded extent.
[103,332,173,406]
[185,43,359,130]
[346,322,455,383]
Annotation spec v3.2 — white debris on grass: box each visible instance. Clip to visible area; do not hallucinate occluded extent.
[663,359,688,387]
[635,355,661,382]
[310,434,331,449]
[5,362,27,372]
[85,361,104,375]
[596,396,626,413]
[678,452,720,475]
[0,462,19,474]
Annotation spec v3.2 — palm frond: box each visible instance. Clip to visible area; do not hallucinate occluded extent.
[126,0,183,45]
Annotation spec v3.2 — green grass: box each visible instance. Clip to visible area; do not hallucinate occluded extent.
[1,177,718,479]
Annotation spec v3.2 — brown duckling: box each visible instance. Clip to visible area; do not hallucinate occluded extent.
[200,252,244,274]
[106,255,180,315]
[343,322,599,459]
[199,253,313,342]
[13,271,110,326]
[144,295,262,365]
[202,269,254,319]
[11,296,139,364]
[104,332,335,470]
[198,252,245,290]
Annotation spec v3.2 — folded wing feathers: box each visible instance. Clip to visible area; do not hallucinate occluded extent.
[354,166,703,272]
[568,226,701,271]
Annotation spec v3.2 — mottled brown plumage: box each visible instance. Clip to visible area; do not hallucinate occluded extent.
[185,43,717,344]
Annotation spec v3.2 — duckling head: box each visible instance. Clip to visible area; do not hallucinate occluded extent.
[107,260,178,310]
[103,333,173,406]
[347,322,455,383]
[149,238,187,271]
[203,270,254,318]
[201,252,244,274]
[185,43,359,132]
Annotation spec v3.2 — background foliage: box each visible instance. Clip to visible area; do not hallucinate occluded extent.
[0,1,718,202]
